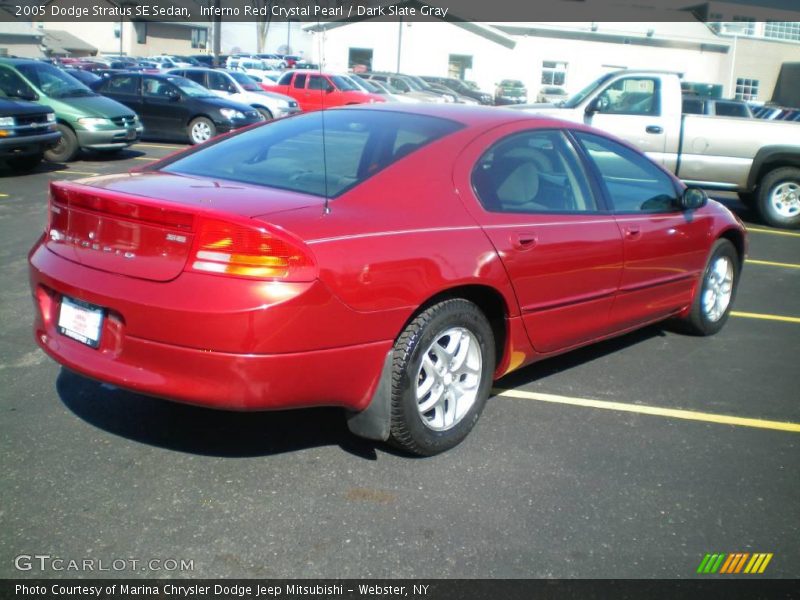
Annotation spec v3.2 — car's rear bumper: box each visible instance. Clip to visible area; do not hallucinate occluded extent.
[29,242,393,411]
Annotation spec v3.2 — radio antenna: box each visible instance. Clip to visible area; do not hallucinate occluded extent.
[318,19,331,215]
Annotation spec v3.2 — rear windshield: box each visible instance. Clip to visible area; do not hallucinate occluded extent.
[162,110,463,198]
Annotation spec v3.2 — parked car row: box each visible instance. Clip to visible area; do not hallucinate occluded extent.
[0,57,307,165]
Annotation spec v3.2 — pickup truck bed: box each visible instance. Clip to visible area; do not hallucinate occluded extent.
[516,70,800,229]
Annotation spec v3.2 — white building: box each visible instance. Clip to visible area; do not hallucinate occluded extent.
[303,2,800,101]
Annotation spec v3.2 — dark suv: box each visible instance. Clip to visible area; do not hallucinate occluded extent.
[420,76,493,105]
[0,98,60,172]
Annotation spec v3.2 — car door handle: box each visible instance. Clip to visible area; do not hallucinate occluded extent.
[624,225,641,239]
[645,125,663,134]
[511,233,537,250]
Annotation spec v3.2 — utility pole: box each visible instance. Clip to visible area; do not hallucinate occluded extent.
[213,0,221,59]
[396,17,403,73]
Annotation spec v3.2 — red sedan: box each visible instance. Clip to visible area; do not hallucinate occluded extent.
[29,105,746,455]
[262,70,384,111]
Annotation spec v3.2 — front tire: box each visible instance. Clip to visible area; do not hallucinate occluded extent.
[389,299,495,456]
[682,239,739,336]
[756,167,800,229]
[44,124,79,163]
[255,107,273,120]
[188,117,216,145]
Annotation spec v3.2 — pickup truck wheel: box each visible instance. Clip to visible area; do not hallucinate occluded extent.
[6,153,43,173]
[388,299,495,456]
[682,239,739,336]
[44,124,79,163]
[758,167,800,228]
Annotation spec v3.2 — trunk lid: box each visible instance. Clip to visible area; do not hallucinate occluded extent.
[46,172,323,282]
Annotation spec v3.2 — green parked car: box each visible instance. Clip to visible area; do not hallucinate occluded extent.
[0,59,143,162]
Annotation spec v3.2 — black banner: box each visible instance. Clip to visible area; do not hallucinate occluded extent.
[3,580,800,600]
[1,0,799,23]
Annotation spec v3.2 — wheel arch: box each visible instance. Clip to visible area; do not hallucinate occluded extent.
[746,146,800,192]
[719,227,746,270]
[401,284,510,372]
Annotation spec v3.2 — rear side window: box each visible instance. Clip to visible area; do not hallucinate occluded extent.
[472,130,598,214]
[162,110,463,198]
[682,97,704,114]
[103,76,139,95]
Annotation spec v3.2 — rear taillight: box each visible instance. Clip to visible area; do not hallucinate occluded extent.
[189,218,317,281]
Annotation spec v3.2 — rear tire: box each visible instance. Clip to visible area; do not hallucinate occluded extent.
[389,299,495,456]
[188,117,216,145]
[6,153,43,172]
[44,124,79,163]
[682,239,739,336]
[756,167,800,229]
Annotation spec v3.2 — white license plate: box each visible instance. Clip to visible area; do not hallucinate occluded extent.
[57,296,104,348]
[126,129,137,140]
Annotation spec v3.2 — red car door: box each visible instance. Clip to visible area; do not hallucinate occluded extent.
[307,74,336,110]
[455,124,624,354]
[572,131,713,331]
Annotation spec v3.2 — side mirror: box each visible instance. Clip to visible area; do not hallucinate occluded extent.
[325,86,334,93]
[680,187,708,211]
[585,98,600,115]
[167,91,181,102]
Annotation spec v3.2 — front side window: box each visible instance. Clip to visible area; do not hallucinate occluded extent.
[595,77,660,116]
[16,63,93,98]
[0,66,37,100]
[472,130,598,214]
[574,132,678,213]
[292,74,307,89]
[161,110,463,198]
[308,75,332,91]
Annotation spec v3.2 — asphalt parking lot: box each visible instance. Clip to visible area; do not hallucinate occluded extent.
[0,144,797,579]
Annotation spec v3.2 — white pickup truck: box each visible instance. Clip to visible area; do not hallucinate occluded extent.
[514,70,800,229]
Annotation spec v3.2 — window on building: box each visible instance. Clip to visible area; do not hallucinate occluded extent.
[731,16,756,36]
[764,21,800,42]
[348,48,373,72]
[541,61,567,86]
[735,78,759,101]
[191,28,208,49]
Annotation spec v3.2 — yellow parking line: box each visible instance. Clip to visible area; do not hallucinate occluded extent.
[493,388,800,433]
[133,157,159,161]
[746,226,800,238]
[731,311,800,324]
[53,170,99,177]
[0,193,8,198]
[746,259,800,269]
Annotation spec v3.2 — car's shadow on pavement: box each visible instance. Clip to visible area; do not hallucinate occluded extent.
[56,325,678,461]
[495,323,670,390]
[56,369,381,459]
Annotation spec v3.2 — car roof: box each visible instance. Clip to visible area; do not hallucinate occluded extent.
[334,103,595,131]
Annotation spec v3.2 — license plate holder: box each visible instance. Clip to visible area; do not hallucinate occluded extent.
[57,296,104,349]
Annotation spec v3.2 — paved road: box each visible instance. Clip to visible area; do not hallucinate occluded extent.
[1,145,797,579]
